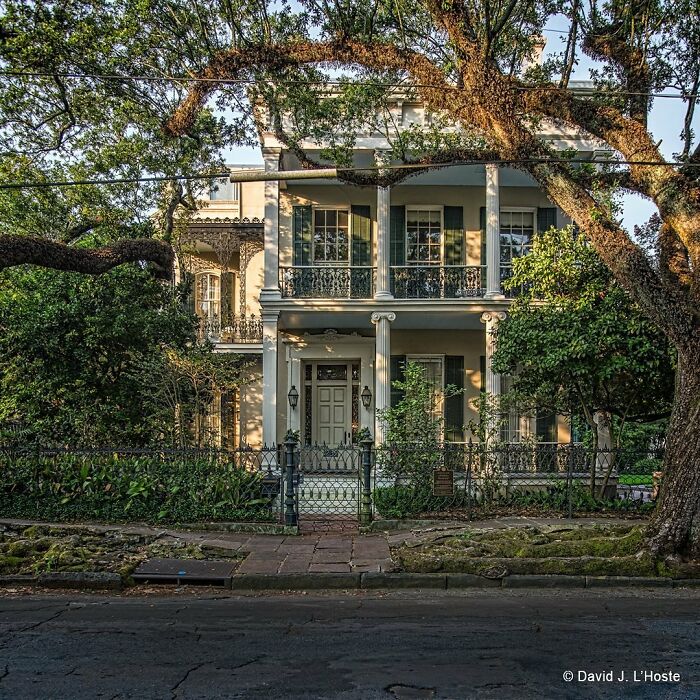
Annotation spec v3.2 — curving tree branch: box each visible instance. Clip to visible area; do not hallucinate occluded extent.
[0,235,175,280]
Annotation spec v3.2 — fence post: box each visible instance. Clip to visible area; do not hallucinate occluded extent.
[567,409,574,520]
[284,434,298,527]
[360,437,373,525]
[467,437,473,521]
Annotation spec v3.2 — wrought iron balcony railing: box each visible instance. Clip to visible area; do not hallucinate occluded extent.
[390,265,485,299]
[199,314,263,343]
[280,266,375,299]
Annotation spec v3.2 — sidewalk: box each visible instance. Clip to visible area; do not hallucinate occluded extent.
[0,516,645,579]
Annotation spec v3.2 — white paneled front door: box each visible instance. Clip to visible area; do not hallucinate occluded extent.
[317,385,348,445]
[303,361,357,445]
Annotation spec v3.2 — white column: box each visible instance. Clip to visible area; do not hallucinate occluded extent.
[262,310,280,446]
[375,186,393,300]
[287,351,301,434]
[484,164,504,299]
[480,311,506,396]
[371,311,396,443]
[260,150,281,302]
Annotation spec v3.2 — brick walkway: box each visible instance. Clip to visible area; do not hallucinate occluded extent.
[236,533,393,575]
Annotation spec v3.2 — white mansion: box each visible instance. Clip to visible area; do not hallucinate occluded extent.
[180,96,606,449]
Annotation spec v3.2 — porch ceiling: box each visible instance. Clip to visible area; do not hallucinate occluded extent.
[278,308,487,331]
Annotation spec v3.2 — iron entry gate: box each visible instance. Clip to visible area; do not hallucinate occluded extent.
[295,444,362,529]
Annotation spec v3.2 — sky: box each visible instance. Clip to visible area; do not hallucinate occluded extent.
[221,16,698,232]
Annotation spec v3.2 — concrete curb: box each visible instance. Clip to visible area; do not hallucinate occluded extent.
[0,572,122,591]
[0,571,697,592]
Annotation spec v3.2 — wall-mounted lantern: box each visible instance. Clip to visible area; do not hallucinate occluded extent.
[361,385,372,409]
[288,385,299,410]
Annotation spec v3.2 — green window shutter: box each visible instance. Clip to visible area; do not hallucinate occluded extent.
[537,207,557,233]
[479,355,486,392]
[221,271,233,321]
[479,206,487,266]
[351,205,372,266]
[292,205,312,265]
[390,206,405,266]
[390,355,406,408]
[444,355,465,442]
[443,206,464,265]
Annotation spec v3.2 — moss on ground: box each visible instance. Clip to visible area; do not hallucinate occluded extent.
[0,524,242,584]
[393,524,699,578]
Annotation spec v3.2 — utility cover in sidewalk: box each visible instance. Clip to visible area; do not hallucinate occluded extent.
[132,558,237,586]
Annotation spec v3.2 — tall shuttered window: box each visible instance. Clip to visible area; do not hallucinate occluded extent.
[406,208,442,264]
[313,209,350,263]
[499,209,535,287]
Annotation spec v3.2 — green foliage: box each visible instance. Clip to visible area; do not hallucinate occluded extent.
[373,485,470,519]
[0,263,202,446]
[0,451,274,523]
[492,227,674,441]
[501,481,654,514]
[377,361,462,483]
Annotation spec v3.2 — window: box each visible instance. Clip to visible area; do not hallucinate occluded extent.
[313,209,349,263]
[407,355,444,418]
[406,208,442,264]
[197,273,220,320]
[209,178,240,201]
[500,209,535,284]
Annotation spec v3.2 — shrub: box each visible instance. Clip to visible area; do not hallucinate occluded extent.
[0,451,275,524]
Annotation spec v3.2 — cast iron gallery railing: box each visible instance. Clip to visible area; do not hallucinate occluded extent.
[199,314,263,343]
[279,266,376,298]
[390,265,485,299]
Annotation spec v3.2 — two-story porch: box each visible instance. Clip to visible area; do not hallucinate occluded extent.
[253,160,572,447]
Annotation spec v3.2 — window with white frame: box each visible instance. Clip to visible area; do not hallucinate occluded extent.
[500,209,535,283]
[197,273,220,320]
[406,208,442,264]
[313,209,350,263]
[209,178,241,201]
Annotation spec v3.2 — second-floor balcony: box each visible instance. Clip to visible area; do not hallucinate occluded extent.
[280,266,376,299]
[391,265,485,299]
[199,314,263,344]
[278,265,486,300]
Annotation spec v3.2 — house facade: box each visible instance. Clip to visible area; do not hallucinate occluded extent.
[180,97,605,449]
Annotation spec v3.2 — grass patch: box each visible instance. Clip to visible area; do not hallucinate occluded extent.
[0,524,242,584]
[392,524,700,579]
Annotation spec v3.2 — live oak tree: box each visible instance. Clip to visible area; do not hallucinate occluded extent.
[2,1,700,556]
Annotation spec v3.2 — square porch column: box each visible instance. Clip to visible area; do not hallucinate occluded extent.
[262,310,280,446]
[484,164,504,299]
[260,149,282,303]
[371,311,396,443]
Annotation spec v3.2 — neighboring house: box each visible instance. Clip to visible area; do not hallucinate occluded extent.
[180,95,606,449]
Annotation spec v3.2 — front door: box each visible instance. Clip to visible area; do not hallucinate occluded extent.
[317,385,348,445]
[303,361,359,445]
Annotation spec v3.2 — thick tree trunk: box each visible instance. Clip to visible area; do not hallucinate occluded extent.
[647,344,700,557]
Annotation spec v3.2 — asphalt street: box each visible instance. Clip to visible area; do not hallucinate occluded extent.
[0,588,698,699]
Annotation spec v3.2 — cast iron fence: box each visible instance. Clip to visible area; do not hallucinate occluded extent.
[0,441,664,527]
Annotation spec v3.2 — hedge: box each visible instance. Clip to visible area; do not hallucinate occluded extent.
[0,451,276,524]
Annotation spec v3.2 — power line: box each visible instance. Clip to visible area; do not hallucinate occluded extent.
[0,71,697,100]
[0,158,693,190]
